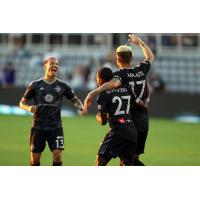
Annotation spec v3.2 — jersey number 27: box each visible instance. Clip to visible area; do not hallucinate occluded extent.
[112,95,130,115]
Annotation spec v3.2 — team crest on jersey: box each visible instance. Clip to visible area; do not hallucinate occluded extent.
[55,86,61,93]
[45,94,53,102]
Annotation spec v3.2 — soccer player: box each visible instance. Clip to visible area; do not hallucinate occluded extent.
[19,57,83,166]
[83,34,155,165]
[95,67,137,166]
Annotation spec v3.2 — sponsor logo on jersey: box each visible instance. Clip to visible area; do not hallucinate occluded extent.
[45,94,53,103]
[55,86,61,93]
[118,117,126,124]
[40,87,44,90]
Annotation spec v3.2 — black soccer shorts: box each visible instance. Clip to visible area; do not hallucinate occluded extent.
[131,108,149,132]
[97,130,137,166]
[30,127,64,153]
[131,107,149,155]
[136,131,148,155]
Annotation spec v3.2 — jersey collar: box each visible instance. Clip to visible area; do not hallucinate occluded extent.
[42,77,57,85]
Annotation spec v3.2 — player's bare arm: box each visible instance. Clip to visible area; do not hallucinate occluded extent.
[83,78,121,113]
[128,34,155,63]
[71,96,84,111]
[19,98,37,113]
[96,113,108,125]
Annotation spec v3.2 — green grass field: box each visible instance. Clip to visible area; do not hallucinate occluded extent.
[0,114,200,166]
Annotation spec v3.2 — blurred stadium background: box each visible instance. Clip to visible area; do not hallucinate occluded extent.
[0,33,200,165]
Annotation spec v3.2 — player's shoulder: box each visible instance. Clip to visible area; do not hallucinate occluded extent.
[56,79,75,96]
[99,91,107,98]
[56,78,71,87]
[113,69,125,81]
[97,91,107,102]
[113,68,133,76]
[28,77,43,87]
[113,68,123,75]
[113,68,121,73]
[136,59,151,68]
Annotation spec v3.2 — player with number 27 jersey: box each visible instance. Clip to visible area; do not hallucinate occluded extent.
[97,87,137,141]
[95,67,137,166]
[83,34,155,165]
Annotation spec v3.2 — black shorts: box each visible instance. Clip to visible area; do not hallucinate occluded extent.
[97,130,137,166]
[131,107,149,132]
[131,107,149,155]
[136,131,148,155]
[30,127,64,153]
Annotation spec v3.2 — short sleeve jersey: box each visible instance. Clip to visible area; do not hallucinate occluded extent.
[97,87,137,140]
[23,78,75,128]
[113,60,151,102]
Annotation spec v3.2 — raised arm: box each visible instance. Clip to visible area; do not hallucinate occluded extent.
[88,78,121,99]
[128,34,155,63]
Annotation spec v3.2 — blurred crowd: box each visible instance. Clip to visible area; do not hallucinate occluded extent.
[0,34,166,94]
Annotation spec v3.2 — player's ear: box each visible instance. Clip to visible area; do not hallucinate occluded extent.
[44,64,47,70]
[99,79,104,86]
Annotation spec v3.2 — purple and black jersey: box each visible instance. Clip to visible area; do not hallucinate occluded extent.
[23,78,75,128]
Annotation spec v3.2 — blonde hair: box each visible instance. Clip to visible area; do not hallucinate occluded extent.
[116,45,133,64]
[43,57,58,65]
[116,45,132,53]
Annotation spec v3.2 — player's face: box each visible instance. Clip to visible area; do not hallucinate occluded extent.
[45,59,59,77]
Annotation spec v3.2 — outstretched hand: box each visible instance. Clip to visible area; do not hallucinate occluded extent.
[128,34,143,46]
[82,92,94,114]
[78,108,86,116]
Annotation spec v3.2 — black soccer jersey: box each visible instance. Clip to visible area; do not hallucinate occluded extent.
[23,78,75,128]
[97,87,137,141]
[113,60,151,132]
[113,60,151,102]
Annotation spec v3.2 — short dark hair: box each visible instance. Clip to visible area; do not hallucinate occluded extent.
[97,67,113,82]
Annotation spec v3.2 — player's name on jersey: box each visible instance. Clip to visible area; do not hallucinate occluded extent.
[106,88,128,94]
[127,71,145,78]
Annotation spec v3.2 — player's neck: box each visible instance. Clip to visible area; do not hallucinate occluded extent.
[44,75,56,83]
[119,63,131,69]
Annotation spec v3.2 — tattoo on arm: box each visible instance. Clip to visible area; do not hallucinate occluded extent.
[71,96,83,111]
